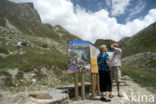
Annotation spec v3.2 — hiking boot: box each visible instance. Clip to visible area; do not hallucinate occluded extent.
[109,93,113,98]
[118,93,123,97]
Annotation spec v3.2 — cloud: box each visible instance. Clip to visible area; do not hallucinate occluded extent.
[10,0,156,43]
[111,0,130,16]
[125,9,156,33]
[126,0,146,22]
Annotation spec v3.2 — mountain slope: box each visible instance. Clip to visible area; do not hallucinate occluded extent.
[119,22,156,57]
[0,0,80,88]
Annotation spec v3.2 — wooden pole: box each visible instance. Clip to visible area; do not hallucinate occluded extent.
[81,72,85,100]
[91,73,96,97]
[74,73,79,101]
[96,74,100,95]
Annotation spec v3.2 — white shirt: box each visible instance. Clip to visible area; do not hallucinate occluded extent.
[111,47,122,66]
[17,41,21,47]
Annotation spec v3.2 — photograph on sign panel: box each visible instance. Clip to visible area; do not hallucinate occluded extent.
[68,40,91,73]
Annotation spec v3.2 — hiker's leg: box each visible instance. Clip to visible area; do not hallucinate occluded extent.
[109,67,114,97]
[117,66,123,97]
[105,92,109,100]
[117,82,120,94]
[101,92,104,98]
[105,92,111,102]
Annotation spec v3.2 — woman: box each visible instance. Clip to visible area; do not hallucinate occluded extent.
[97,45,112,102]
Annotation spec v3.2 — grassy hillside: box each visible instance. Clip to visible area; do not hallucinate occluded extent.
[122,65,156,93]
[119,22,156,57]
[0,21,82,87]
[0,0,81,88]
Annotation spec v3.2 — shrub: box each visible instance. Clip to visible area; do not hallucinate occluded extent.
[15,71,24,79]
[42,44,48,48]
[0,71,15,87]
[0,18,6,27]
[0,47,8,54]
[21,42,27,46]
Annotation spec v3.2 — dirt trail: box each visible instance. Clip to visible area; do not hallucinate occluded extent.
[0,76,155,104]
[69,78,156,104]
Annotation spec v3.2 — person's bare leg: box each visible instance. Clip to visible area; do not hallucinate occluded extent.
[105,92,111,102]
[117,82,123,97]
[106,92,109,100]
[117,82,120,94]
[101,92,104,98]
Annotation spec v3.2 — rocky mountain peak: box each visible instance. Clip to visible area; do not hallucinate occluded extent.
[0,0,41,23]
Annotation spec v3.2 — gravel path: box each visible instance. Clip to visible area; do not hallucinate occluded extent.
[69,78,156,104]
[0,77,155,104]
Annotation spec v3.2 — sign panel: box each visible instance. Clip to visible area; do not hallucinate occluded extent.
[68,40,100,73]
[90,43,99,73]
[107,51,114,61]
[68,40,91,73]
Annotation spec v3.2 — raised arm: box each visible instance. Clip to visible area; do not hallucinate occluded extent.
[111,44,115,50]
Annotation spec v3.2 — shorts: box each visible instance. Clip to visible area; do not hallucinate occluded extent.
[111,66,121,83]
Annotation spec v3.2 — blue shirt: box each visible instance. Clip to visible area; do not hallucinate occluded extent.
[97,52,110,71]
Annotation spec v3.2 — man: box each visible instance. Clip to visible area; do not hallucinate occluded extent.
[110,43,123,97]
[17,41,21,51]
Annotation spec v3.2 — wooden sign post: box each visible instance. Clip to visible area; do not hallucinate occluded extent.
[74,72,85,101]
[96,74,100,95]
[74,73,79,101]
[91,73,96,97]
[81,72,85,100]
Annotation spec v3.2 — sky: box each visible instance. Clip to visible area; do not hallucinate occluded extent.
[10,0,156,42]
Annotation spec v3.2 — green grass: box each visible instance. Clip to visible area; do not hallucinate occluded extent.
[0,46,68,73]
[149,58,156,67]
[0,71,15,87]
[0,45,68,88]
[0,47,8,54]
[0,18,6,27]
[122,65,156,93]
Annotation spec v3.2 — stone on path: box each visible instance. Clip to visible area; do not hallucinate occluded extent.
[29,92,53,99]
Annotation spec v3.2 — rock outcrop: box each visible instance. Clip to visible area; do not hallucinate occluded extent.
[122,52,156,70]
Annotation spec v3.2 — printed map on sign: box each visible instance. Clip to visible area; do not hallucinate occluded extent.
[68,40,91,73]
